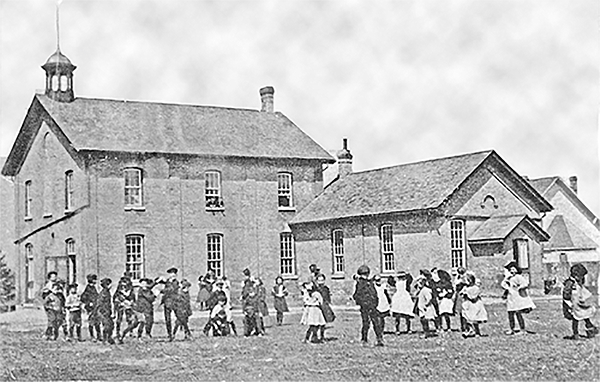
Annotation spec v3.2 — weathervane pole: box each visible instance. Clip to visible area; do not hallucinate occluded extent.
[56,0,62,52]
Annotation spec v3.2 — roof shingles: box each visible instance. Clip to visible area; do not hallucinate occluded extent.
[37,95,334,161]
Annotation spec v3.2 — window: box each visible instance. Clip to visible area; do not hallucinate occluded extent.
[280,233,296,276]
[380,224,395,272]
[450,220,466,268]
[65,170,74,211]
[60,75,69,91]
[124,168,142,207]
[277,173,293,208]
[207,234,223,277]
[205,171,224,209]
[25,244,35,301]
[332,230,345,274]
[24,180,32,218]
[51,75,59,91]
[514,239,529,270]
[66,239,76,284]
[125,235,144,280]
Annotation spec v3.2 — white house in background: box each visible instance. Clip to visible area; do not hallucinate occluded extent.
[529,176,600,294]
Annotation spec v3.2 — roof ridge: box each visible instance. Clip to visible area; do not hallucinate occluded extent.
[350,149,494,176]
[36,94,263,114]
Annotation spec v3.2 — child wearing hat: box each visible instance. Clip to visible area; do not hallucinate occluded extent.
[172,279,193,340]
[65,283,83,341]
[563,263,598,340]
[501,261,535,335]
[136,278,156,338]
[352,265,383,346]
[94,278,115,345]
[162,267,180,341]
[81,274,101,341]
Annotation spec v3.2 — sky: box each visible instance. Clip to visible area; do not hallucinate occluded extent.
[0,0,599,215]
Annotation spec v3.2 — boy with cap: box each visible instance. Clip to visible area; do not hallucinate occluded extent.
[172,279,193,340]
[563,263,598,340]
[161,267,180,341]
[136,278,156,338]
[352,265,383,346]
[94,278,115,345]
[65,283,83,341]
[80,274,101,341]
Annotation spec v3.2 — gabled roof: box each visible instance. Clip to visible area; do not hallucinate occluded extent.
[468,215,550,243]
[544,214,597,251]
[291,150,552,225]
[530,176,600,230]
[2,94,335,176]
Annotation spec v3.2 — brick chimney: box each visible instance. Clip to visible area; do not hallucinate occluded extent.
[336,138,353,178]
[259,86,274,113]
[569,175,578,194]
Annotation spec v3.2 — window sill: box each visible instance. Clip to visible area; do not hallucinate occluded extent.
[43,213,52,218]
[206,207,225,212]
[124,206,146,212]
[282,275,298,281]
[24,216,32,222]
[64,209,74,215]
[278,207,296,212]
[331,273,345,280]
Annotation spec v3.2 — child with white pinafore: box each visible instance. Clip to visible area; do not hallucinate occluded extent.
[391,272,415,334]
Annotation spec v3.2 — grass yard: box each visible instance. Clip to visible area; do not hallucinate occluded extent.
[1,299,598,381]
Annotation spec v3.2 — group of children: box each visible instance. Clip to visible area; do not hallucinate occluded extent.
[351,261,598,346]
[41,261,598,346]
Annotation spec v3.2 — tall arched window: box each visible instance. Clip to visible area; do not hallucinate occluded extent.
[24,180,32,219]
[380,224,395,272]
[277,172,293,208]
[66,239,76,284]
[65,170,74,211]
[280,232,296,276]
[25,244,35,301]
[450,220,466,268]
[205,171,223,209]
[207,234,223,277]
[125,235,144,280]
[332,229,345,274]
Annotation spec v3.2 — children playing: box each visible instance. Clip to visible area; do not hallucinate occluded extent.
[172,279,193,341]
[563,263,598,340]
[301,282,326,344]
[435,269,455,332]
[501,261,535,335]
[460,273,488,338]
[207,294,230,336]
[272,276,289,326]
[415,273,437,338]
[390,271,414,334]
[65,283,83,341]
[352,265,383,346]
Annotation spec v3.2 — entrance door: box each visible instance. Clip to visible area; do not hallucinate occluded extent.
[45,257,70,283]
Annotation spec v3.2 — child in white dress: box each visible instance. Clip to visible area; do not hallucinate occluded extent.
[391,272,415,334]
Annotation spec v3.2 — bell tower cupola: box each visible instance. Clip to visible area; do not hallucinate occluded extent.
[42,1,76,103]
[42,50,76,102]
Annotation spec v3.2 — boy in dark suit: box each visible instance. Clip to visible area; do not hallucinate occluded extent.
[353,265,383,346]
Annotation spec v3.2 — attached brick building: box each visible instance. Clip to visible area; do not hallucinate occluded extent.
[290,144,553,302]
[1,49,334,304]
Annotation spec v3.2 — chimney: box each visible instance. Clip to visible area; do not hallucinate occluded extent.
[569,175,578,194]
[259,86,274,113]
[336,138,353,178]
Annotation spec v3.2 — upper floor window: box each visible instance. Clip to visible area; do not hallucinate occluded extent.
[205,171,224,210]
[125,235,144,280]
[207,234,223,277]
[24,180,32,219]
[450,220,466,268]
[124,168,143,208]
[380,224,395,272]
[513,239,529,271]
[65,239,76,284]
[332,229,345,274]
[65,170,74,211]
[280,233,296,276]
[277,173,293,209]
[51,75,59,91]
